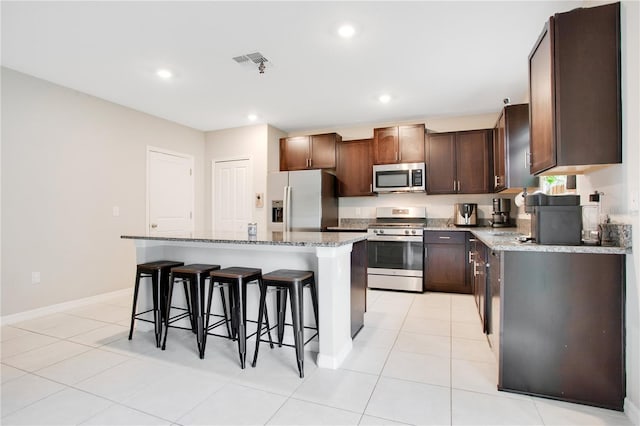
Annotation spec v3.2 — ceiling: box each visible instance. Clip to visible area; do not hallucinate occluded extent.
[1,1,582,133]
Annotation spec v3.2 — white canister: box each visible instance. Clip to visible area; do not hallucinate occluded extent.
[248,222,257,237]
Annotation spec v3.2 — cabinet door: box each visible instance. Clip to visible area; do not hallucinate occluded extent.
[310,134,337,169]
[505,104,538,189]
[337,139,373,197]
[373,127,399,164]
[529,25,556,174]
[493,112,506,192]
[426,133,456,194]
[425,242,470,294]
[457,130,491,194]
[280,136,310,171]
[398,124,425,163]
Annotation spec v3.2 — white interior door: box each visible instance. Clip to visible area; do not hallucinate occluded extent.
[148,148,194,236]
[213,159,252,233]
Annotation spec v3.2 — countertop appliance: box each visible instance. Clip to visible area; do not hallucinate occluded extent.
[372,162,425,193]
[491,198,512,227]
[454,203,477,226]
[525,193,581,245]
[267,169,338,232]
[367,207,426,292]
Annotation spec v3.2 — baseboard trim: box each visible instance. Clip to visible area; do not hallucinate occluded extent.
[625,397,640,425]
[0,288,131,326]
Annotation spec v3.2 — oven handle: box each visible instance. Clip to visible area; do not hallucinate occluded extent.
[368,235,423,243]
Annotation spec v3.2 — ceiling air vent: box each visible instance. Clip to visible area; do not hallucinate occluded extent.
[232,52,270,74]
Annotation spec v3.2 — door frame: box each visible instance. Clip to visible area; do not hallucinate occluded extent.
[211,156,253,232]
[146,146,195,234]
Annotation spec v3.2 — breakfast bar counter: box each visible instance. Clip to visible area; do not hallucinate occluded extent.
[122,231,370,369]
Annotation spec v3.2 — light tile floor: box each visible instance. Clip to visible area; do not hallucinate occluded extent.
[0,289,633,425]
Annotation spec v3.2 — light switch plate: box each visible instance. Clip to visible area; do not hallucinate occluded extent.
[630,190,639,213]
[255,193,264,208]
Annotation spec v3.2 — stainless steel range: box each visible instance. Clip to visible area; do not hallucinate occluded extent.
[367,207,426,292]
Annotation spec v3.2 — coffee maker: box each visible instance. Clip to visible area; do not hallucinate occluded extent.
[491,198,512,227]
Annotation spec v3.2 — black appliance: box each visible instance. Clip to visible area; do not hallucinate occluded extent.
[525,194,582,245]
[491,198,513,227]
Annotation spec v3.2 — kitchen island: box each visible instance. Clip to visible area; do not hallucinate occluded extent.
[121,230,370,369]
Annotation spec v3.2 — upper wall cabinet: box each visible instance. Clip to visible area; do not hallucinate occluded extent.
[493,104,538,192]
[427,129,492,194]
[280,133,341,171]
[373,124,425,164]
[528,2,621,176]
[337,139,374,197]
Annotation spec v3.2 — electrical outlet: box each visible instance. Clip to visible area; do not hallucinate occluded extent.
[112,206,120,217]
[31,272,41,284]
[355,208,361,217]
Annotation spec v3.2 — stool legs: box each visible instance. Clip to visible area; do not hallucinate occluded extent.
[276,289,287,346]
[289,283,305,378]
[128,271,143,340]
[229,277,249,368]
[151,271,162,348]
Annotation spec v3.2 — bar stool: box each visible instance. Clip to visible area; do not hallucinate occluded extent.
[128,260,184,347]
[209,267,268,368]
[161,264,226,358]
[252,269,319,378]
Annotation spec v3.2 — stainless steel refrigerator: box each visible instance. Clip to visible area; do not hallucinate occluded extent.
[267,169,338,232]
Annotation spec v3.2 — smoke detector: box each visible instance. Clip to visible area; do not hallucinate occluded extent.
[233,52,270,74]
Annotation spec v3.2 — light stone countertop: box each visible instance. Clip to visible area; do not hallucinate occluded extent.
[332,224,631,254]
[121,230,371,248]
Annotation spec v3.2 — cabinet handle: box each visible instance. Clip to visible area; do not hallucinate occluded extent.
[453,180,457,191]
[369,184,373,193]
[468,251,473,263]
[396,152,399,161]
[525,152,531,168]
[457,181,461,192]
[494,175,499,187]
[439,236,451,240]
[309,158,312,168]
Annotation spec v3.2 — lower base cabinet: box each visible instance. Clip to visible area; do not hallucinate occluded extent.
[424,231,471,294]
[499,251,625,411]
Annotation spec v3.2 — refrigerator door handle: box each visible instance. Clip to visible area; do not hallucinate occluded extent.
[283,186,292,232]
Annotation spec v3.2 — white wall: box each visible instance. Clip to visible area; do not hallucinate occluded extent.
[1,68,206,316]
[204,124,286,233]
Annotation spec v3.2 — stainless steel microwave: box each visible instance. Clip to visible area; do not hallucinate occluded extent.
[372,162,426,193]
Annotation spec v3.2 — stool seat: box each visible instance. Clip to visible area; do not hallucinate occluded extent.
[171,264,221,275]
[137,260,184,272]
[210,267,261,280]
[262,269,314,283]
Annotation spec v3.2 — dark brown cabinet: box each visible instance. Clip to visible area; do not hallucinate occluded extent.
[426,129,492,194]
[336,139,374,197]
[280,133,341,171]
[424,231,471,294]
[499,251,625,410]
[470,238,488,332]
[373,124,425,165]
[493,104,538,192]
[528,2,621,175]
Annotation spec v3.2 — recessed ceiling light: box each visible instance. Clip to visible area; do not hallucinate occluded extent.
[248,114,258,121]
[338,24,356,39]
[156,69,173,79]
[379,94,391,104]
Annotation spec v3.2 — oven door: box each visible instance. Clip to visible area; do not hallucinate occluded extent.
[367,235,424,291]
